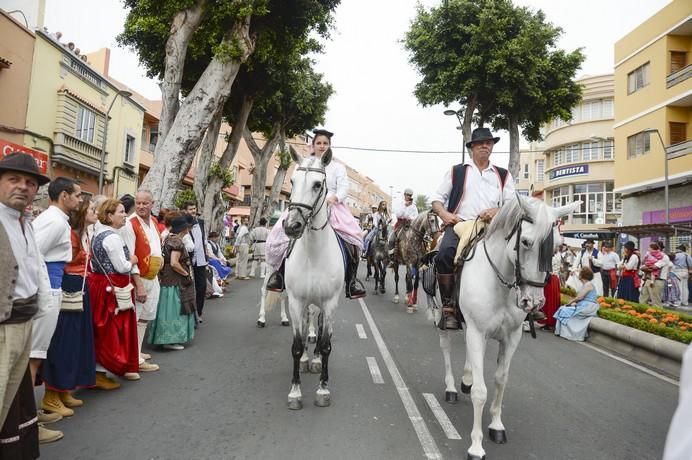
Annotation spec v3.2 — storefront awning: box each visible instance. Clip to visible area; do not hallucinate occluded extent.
[601,223,692,237]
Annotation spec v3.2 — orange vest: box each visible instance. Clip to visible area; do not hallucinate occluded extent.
[130,215,162,280]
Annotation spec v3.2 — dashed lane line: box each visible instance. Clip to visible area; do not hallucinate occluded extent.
[359,299,443,460]
[366,357,385,384]
[356,323,368,339]
[422,393,462,440]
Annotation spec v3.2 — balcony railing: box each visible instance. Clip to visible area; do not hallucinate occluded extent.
[52,131,103,174]
[667,139,692,160]
[667,65,691,88]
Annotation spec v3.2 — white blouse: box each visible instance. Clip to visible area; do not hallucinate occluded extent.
[93,223,132,274]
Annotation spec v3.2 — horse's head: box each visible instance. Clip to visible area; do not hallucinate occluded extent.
[485,195,580,312]
[377,217,389,242]
[283,149,331,239]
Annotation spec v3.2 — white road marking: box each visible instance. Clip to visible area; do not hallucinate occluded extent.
[359,299,443,460]
[356,323,368,339]
[577,341,679,387]
[366,357,385,384]
[422,393,462,440]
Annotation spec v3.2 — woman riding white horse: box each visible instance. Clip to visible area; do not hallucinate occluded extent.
[265,129,365,299]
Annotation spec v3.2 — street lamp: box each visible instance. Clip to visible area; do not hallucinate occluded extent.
[99,89,132,195]
[642,128,669,225]
[444,108,466,163]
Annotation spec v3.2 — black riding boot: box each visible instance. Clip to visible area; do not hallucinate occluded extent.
[345,244,366,299]
[437,273,462,330]
[266,260,285,292]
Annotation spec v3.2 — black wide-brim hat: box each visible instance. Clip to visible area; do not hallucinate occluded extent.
[0,151,51,185]
[171,216,191,234]
[465,127,500,148]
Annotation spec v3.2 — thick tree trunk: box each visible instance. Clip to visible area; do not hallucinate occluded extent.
[158,1,206,147]
[194,107,223,212]
[244,125,282,228]
[264,135,291,218]
[200,96,254,224]
[141,17,255,209]
[507,115,520,180]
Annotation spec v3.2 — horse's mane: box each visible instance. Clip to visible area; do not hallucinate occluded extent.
[411,210,430,232]
[485,197,553,243]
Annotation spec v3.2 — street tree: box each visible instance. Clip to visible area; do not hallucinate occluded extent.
[404,0,583,178]
[415,194,429,212]
[118,0,339,208]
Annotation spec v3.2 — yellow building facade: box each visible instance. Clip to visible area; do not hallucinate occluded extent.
[613,0,692,237]
[24,32,144,196]
[527,74,618,241]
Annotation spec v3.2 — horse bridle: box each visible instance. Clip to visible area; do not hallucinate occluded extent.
[483,216,552,291]
[285,165,329,235]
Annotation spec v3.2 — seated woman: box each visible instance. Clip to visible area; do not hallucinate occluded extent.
[554,267,600,342]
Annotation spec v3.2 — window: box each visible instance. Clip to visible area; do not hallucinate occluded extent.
[670,122,687,145]
[149,125,159,151]
[603,140,614,160]
[670,51,687,74]
[628,62,650,94]
[523,163,529,179]
[602,99,613,118]
[627,131,651,158]
[535,159,544,182]
[124,135,136,164]
[75,106,96,143]
[582,141,600,161]
[550,186,570,208]
[568,181,621,225]
[565,144,580,163]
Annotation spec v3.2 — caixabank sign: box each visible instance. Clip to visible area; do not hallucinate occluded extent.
[549,164,589,181]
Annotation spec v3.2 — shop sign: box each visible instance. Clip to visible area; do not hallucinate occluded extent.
[561,231,615,240]
[549,164,588,181]
[0,138,49,173]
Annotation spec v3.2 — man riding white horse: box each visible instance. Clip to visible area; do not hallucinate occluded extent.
[265,129,366,299]
[388,188,418,261]
[431,127,515,330]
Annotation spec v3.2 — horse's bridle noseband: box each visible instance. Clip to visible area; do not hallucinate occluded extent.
[285,166,329,236]
[483,216,552,291]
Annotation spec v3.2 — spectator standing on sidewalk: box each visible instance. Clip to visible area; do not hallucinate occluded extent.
[0,152,52,454]
[672,245,691,306]
[182,202,209,321]
[235,218,250,280]
[593,241,620,297]
[121,190,162,374]
[249,218,270,279]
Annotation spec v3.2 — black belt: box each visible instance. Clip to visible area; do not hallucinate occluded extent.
[254,240,266,243]
[3,294,38,325]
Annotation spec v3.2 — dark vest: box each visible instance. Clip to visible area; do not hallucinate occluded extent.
[446,163,509,214]
[579,248,601,273]
[91,230,131,274]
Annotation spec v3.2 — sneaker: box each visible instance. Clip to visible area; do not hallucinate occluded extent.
[38,425,63,444]
[141,352,152,360]
[123,372,141,381]
[139,361,160,372]
[163,344,185,350]
[37,410,62,424]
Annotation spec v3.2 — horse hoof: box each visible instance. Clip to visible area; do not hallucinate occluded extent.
[309,361,322,374]
[287,398,303,410]
[461,382,472,394]
[307,335,317,344]
[488,428,507,444]
[466,454,485,460]
[314,393,331,407]
[380,288,385,294]
[257,320,265,328]
[299,361,309,373]
[445,391,458,404]
[281,320,290,326]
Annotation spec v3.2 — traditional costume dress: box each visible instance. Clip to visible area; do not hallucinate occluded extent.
[148,234,196,346]
[554,282,599,341]
[617,251,640,302]
[87,225,139,376]
[42,230,96,393]
[249,225,270,278]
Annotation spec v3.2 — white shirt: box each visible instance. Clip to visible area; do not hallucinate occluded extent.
[372,211,388,229]
[394,200,418,221]
[190,221,207,267]
[92,224,132,274]
[432,159,516,220]
[622,253,640,271]
[235,225,249,245]
[0,203,41,300]
[325,161,348,203]
[33,205,72,263]
[182,233,195,253]
[593,251,620,270]
[573,248,600,272]
[657,254,673,280]
[121,215,163,275]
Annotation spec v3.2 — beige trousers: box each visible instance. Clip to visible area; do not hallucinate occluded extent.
[639,279,665,307]
[453,220,487,265]
[0,320,33,427]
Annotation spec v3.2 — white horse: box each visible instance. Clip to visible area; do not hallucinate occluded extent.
[437,196,579,460]
[258,267,319,344]
[283,149,344,410]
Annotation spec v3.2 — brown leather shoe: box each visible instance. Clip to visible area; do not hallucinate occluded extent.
[37,410,62,424]
[94,371,121,390]
[59,391,83,408]
[42,390,74,417]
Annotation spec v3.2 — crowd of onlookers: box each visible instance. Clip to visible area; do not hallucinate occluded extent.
[0,151,270,458]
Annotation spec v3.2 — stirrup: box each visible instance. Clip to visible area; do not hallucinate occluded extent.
[346,279,366,299]
[266,272,285,292]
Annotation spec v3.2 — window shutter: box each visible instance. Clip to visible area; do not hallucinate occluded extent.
[670,122,687,145]
[670,52,687,74]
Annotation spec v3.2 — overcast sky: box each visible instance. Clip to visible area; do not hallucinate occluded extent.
[38,0,672,199]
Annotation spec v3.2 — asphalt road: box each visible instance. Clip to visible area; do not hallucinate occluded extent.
[42,266,679,460]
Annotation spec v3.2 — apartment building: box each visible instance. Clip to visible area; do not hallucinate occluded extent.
[613,0,691,246]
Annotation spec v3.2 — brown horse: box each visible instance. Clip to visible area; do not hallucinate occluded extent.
[390,210,440,312]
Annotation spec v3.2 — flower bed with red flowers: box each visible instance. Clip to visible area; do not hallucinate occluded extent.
[595,297,692,344]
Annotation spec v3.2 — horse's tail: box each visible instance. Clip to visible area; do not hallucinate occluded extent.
[265,290,282,312]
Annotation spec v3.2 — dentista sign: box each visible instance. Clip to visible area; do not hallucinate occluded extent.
[549,164,589,181]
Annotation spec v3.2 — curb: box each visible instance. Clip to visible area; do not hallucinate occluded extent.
[587,317,687,379]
